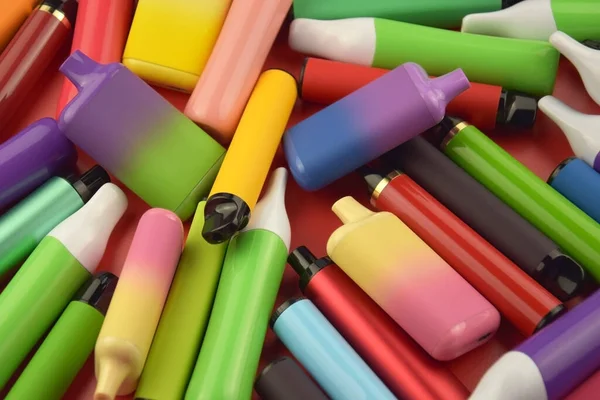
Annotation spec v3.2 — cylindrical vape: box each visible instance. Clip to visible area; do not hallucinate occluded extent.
[6,272,118,400]
[185,0,293,144]
[122,0,232,92]
[271,298,396,400]
[361,167,564,336]
[0,0,41,51]
[94,209,184,400]
[0,118,77,210]
[549,158,600,224]
[58,51,226,221]
[185,168,290,400]
[134,201,228,400]
[0,184,127,390]
[284,62,469,191]
[288,246,469,400]
[0,0,77,127]
[384,136,585,302]
[441,117,600,283]
[255,357,329,400]
[471,287,600,400]
[202,71,296,243]
[327,196,500,360]
[56,0,135,116]
[289,18,560,96]
[0,166,110,277]
[299,57,538,129]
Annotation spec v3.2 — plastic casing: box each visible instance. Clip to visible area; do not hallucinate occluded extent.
[254,357,329,400]
[58,51,226,221]
[552,0,600,41]
[0,0,40,51]
[122,0,231,92]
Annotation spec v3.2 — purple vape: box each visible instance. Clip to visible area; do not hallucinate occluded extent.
[283,62,469,191]
[471,289,600,400]
[0,118,77,210]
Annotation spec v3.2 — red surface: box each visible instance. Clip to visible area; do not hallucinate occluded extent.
[3,23,600,400]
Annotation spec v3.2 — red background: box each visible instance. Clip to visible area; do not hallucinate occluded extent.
[3,24,600,400]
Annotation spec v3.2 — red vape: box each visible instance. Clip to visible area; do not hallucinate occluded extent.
[361,166,565,337]
[0,0,76,127]
[288,246,469,400]
[55,0,134,116]
[299,57,538,130]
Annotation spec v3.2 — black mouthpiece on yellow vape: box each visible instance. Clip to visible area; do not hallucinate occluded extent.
[536,251,586,302]
[497,90,538,128]
[202,193,251,244]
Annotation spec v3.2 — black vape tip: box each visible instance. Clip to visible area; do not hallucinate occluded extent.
[502,0,524,8]
[288,246,317,275]
[44,0,78,23]
[356,165,386,198]
[73,165,111,203]
[537,251,586,302]
[256,357,290,385]
[75,272,118,315]
[535,304,566,332]
[583,40,600,50]
[270,298,304,327]
[547,157,577,185]
[202,194,251,244]
[497,90,538,129]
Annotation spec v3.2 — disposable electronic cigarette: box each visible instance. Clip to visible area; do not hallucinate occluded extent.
[134,201,228,400]
[185,0,292,143]
[0,183,127,390]
[548,158,600,225]
[289,18,559,96]
[123,0,232,92]
[361,167,564,336]
[0,165,110,277]
[288,246,469,400]
[94,209,184,399]
[203,71,296,243]
[284,62,469,191]
[538,96,600,171]
[471,288,600,400]
[271,298,396,400]
[384,136,585,302]
[56,0,135,116]
[462,0,600,41]
[58,51,226,221]
[440,117,600,283]
[255,357,328,400]
[292,0,523,28]
[0,0,77,127]
[0,118,76,210]
[186,168,290,400]
[299,57,538,130]
[0,0,41,51]
[6,272,118,400]
[327,196,500,360]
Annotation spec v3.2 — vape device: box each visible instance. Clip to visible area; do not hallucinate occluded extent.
[384,136,585,302]
[95,209,184,399]
[135,201,228,400]
[7,273,118,400]
[185,0,292,143]
[0,166,110,277]
[255,357,328,400]
[202,71,296,243]
[289,17,559,96]
[441,117,600,284]
[299,57,537,129]
[0,0,41,51]
[284,62,469,191]
[122,0,232,92]
[327,196,500,360]
[0,184,127,390]
[271,298,396,400]
[57,51,226,221]
[0,118,77,210]
[186,169,290,400]
[289,246,469,400]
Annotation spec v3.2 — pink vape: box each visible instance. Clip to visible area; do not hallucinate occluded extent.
[184,0,293,145]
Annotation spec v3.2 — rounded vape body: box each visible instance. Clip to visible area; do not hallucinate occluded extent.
[255,357,328,400]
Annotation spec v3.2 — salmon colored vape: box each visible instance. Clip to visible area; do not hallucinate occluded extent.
[55,0,134,116]
[185,0,293,144]
[0,0,40,52]
[327,196,500,361]
[362,167,565,337]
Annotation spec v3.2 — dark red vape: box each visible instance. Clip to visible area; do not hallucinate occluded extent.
[0,0,76,127]
[288,246,469,400]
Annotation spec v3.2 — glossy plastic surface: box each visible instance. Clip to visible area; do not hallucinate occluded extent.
[0,0,40,51]
[255,357,328,400]
[552,0,600,41]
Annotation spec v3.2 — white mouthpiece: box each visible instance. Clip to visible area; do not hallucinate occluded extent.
[550,31,600,107]
[461,0,557,41]
[48,183,128,273]
[538,96,600,167]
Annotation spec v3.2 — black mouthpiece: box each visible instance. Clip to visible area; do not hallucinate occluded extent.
[270,298,304,327]
[356,165,386,199]
[497,90,538,128]
[72,165,111,203]
[202,194,251,244]
[536,250,586,302]
[288,246,333,290]
[547,157,577,185]
[502,0,524,8]
[75,272,119,315]
[583,40,600,50]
